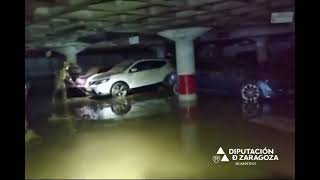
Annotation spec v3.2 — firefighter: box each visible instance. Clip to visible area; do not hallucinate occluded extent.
[25,84,28,132]
[52,61,71,106]
[25,83,42,143]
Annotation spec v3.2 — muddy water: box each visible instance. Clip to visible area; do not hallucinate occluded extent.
[25,93,294,179]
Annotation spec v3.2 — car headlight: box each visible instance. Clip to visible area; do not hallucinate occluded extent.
[93,78,110,85]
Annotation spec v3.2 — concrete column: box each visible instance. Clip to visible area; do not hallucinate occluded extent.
[254,37,268,64]
[53,46,85,64]
[158,27,210,102]
[65,52,77,64]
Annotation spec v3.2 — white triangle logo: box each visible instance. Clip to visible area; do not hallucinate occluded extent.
[217,147,225,155]
[221,155,229,162]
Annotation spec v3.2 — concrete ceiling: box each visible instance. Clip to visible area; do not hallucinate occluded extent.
[25,0,295,49]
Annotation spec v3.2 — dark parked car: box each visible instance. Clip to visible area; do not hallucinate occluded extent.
[170,58,294,102]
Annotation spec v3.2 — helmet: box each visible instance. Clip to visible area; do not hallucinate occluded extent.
[63,61,70,70]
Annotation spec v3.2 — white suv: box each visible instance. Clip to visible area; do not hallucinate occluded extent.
[85,59,174,97]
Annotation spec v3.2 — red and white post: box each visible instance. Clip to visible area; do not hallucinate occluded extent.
[158,27,210,102]
[175,39,197,101]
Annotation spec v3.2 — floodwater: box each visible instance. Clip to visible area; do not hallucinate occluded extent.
[25,90,295,179]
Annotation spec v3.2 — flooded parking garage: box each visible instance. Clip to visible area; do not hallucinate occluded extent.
[25,89,294,179]
[25,1,295,178]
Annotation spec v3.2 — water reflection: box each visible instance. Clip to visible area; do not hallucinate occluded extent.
[179,101,200,154]
[74,97,175,121]
[241,101,262,118]
[26,95,295,179]
[242,101,295,132]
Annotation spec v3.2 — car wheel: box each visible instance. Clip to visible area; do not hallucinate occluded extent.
[173,83,179,96]
[241,83,260,102]
[111,99,131,115]
[111,82,129,97]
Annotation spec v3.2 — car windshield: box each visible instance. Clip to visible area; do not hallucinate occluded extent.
[108,60,134,73]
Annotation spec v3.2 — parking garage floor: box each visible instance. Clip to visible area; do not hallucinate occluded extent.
[25,91,295,179]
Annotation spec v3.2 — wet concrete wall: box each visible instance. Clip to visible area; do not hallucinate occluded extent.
[196,34,294,62]
[223,44,256,58]
[25,57,62,79]
[25,50,155,80]
[77,51,155,72]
